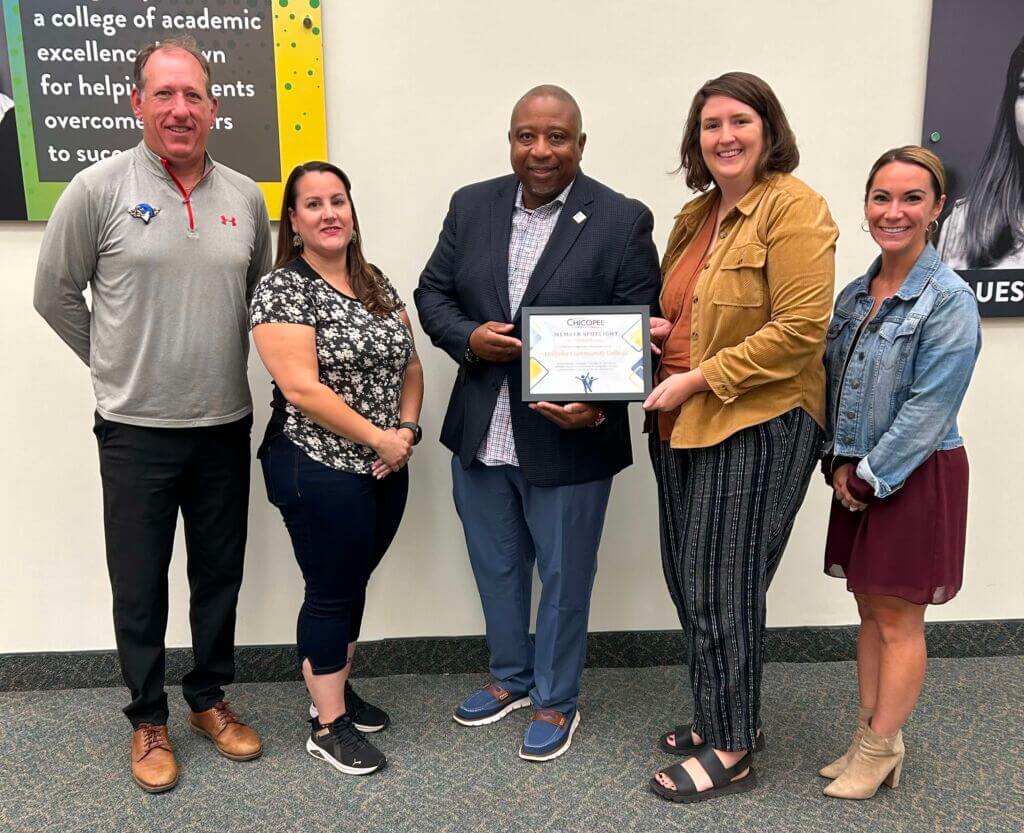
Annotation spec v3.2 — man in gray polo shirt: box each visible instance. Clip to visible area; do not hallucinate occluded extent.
[34,36,271,793]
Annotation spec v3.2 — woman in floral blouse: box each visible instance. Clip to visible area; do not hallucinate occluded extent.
[250,161,423,777]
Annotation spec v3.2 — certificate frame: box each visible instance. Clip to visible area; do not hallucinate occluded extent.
[520,305,653,402]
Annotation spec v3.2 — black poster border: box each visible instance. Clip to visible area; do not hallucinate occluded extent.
[921,0,1024,318]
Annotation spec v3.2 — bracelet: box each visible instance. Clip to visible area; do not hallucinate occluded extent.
[590,407,606,428]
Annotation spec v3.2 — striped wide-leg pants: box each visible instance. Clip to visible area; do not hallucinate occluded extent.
[649,407,822,752]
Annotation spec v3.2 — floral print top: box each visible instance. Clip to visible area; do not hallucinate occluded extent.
[249,257,412,473]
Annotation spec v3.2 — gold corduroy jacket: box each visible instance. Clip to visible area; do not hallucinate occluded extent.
[661,172,838,449]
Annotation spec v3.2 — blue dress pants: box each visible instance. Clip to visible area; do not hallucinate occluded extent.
[451,456,612,713]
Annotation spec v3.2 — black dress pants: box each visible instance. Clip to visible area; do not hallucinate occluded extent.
[94,412,252,728]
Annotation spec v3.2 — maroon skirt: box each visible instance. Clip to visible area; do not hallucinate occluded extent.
[824,447,969,605]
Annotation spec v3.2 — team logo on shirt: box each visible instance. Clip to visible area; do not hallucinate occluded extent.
[128,203,160,224]
[220,215,237,227]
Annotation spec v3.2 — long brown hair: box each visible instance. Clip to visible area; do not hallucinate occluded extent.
[864,146,947,243]
[275,161,398,315]
[677,71,799,192]
[957,35,1024,266]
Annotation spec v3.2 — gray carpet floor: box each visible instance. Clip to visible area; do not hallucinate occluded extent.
[1,658,1021,833]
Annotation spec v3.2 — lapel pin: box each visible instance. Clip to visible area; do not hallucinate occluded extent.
[573,211,587,224]
[128,203,160,224]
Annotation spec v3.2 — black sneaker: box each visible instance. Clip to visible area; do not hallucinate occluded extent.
[345,681,391,733]
[307,684,391,733]
[305,715,386,776]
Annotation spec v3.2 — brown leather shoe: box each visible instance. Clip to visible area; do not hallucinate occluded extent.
[189,701,262,761]
[131,724,179,793]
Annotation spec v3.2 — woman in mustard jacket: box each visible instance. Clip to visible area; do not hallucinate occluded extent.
[644,71,838,803]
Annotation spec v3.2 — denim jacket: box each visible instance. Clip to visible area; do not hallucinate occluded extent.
[823,244,981,498]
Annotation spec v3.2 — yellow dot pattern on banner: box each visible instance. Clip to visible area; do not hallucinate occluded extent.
[263,1,328,219]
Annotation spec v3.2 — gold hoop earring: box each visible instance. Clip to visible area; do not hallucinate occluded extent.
[861,220,870,232]
[292,233,303,248]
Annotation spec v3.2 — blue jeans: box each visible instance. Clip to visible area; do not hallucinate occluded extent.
[261,434,408,674]
[451,456,612,713]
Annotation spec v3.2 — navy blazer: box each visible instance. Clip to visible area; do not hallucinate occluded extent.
[414,171,661,487]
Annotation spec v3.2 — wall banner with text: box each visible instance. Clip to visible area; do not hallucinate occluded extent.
[922,0,1024,317]
[1,0,327,221]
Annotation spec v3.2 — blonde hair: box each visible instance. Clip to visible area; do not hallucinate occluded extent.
[864,146,947,242]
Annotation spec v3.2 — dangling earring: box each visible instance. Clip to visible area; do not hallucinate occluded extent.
[927,220,939,234]
[292,233,303,248]
[350,229,359,244]
[861,220,870,232]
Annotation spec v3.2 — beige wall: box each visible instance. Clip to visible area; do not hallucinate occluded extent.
[3,0,1021,654]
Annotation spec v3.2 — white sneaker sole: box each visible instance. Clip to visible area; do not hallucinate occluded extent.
[518,710,581,762]
[305,736,384,776]
[452,696,531,727]
[308,702,386,734]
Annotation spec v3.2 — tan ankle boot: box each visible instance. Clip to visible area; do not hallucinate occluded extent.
[819,705,873,778]
[823,725,905,799]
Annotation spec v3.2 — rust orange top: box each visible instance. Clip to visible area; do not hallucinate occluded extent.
[657,200,718,440]
[659,173,838,449]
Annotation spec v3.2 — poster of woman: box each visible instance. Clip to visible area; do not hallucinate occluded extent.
[923,0,1024,316]
[0,9,27,221]
[938,36,1024,272]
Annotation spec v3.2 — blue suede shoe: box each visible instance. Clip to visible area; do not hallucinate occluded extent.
[519,707,581,761]
[452,681,530,727]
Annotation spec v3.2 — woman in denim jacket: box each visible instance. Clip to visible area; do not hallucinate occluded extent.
[819,146,981,800]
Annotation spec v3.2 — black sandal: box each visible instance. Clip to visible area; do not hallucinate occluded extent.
[650,744,758,803]
[658,726,766,755]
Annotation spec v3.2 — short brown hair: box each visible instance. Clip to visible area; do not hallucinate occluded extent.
[678,72,799,192]
[133,36,213,98]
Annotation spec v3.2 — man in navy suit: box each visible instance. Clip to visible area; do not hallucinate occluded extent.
[415,85,660,761]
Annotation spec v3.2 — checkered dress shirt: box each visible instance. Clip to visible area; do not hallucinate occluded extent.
[476,180,574,467]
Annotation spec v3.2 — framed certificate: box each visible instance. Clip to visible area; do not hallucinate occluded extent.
[521,306,652,402]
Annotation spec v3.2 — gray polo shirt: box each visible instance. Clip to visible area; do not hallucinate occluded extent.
[34,141,272,428]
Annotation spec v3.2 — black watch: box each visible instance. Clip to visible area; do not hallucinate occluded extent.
[399,421,422,445]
